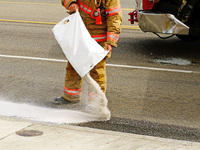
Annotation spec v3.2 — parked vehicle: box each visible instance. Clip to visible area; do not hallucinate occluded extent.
[128,0,200,41]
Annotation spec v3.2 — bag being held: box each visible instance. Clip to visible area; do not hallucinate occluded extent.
[52,10,108,77]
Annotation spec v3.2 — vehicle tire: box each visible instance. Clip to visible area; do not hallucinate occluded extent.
[152,0,182,16]
[176,34,200,41]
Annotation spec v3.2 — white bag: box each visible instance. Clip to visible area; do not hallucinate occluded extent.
[52,10,108,77]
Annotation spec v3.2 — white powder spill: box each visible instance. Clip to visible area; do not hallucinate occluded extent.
[83,74,110,121]
[0,74,110,124]
[0,101,99,124]
[155,58,191,65]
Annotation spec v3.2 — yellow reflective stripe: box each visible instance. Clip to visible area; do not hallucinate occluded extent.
[107,32,119,42]
[107,5,121,16]
[63,87,82,96]
[91,34,107,42]
[77,0,95,19]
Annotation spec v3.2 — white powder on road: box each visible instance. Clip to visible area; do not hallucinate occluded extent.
[0,74,110,124]
[0,101,99,124]
[155,58,191,65]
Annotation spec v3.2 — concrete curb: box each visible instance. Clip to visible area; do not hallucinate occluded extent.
[0,116,200,150]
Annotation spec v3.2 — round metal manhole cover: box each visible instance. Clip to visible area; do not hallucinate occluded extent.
[16,130,43,137]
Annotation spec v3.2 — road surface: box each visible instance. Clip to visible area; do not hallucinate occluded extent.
[0,0,200,142]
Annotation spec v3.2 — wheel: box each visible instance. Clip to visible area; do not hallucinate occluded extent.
[152,0,182,16]
[176,34,200,41]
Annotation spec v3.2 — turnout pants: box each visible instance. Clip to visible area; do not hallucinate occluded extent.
[62,42,111,102]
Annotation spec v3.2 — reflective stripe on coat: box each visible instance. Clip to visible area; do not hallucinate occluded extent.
[61,0,122,47]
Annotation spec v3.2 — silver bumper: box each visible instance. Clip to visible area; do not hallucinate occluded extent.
[138,11,189,35]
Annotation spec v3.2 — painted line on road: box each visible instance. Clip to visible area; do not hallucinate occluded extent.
[0,19,56,25]
[0,19,140,30]
[122,25,140,30]
[0,54,197,74]
[0,1,133,11]
[0,1,60,5]
[106,64,194,74]
[0,54,67,63]
[0,1,137,29]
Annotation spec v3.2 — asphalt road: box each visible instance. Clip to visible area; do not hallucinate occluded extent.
[1,0,200,142]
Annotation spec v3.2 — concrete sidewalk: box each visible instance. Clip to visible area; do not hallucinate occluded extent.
[0,116,200,150]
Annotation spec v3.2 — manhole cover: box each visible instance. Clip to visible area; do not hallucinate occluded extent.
[16,130,43,137]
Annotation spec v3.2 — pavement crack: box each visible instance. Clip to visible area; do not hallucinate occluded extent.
[0,123,34,140]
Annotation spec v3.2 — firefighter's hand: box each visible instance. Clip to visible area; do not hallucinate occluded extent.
[68,3,79,13]
[105,43,112,54]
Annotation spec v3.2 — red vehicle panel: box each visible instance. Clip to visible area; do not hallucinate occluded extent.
[142,0,155,10]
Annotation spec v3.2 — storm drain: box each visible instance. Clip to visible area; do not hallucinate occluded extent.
[16,130,43,137]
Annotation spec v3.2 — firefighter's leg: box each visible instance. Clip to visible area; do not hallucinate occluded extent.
[89,42,111,94]
[90,58,107,93]
[62,62,83,102]
[53,62,82,105]
[88,53,111,104]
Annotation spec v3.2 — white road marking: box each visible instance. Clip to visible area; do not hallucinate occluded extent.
[106,64,194,73]
[0,54,67,62]
[0,54,198,74]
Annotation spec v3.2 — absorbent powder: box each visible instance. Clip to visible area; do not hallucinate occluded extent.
[0,74,110,124]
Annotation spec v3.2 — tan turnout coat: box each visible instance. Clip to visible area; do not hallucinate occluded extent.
[61,0,122,101]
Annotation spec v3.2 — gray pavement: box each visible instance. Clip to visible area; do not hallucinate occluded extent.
[1,0,200,146]
[0,116,200,150]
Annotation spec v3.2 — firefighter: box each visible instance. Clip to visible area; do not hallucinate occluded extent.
[53,0,122,104]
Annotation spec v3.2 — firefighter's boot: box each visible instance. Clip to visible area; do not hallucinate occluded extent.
[53,96,79,105]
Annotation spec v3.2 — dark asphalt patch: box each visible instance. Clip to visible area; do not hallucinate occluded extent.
[77,117,200,142]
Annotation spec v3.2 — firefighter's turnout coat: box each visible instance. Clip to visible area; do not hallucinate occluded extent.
[61,0,122,102]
